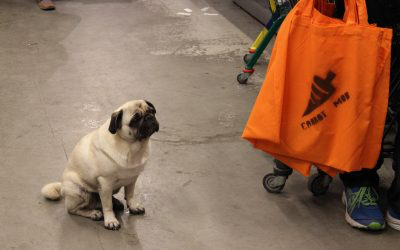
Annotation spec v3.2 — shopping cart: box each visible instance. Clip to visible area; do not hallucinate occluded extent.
[245,0,279,57]
[237,0,298,84]
[263,24,400,195]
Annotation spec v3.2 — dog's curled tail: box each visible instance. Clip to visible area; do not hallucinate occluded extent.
[41,182,62,200]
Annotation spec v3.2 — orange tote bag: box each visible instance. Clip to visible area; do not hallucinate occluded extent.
[243,0,392,176]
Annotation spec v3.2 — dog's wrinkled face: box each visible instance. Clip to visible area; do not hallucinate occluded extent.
[108,100,159,141]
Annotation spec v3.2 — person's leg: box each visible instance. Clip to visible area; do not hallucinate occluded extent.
[387,24,400,230]
[387,126,400,230]
[339,155,385,230]
[387,162,400,230]
[339,166,380,188]
[36,0,55,11]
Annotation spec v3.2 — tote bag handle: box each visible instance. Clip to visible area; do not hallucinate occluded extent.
[302,0,369,25]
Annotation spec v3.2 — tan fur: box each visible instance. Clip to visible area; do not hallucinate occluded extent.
[41,182,62,200]
[41,100,157,230]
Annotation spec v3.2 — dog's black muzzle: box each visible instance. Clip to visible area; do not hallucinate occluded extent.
[136,113,159,140]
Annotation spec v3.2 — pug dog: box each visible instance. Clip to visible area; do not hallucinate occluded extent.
[41,100,159,230]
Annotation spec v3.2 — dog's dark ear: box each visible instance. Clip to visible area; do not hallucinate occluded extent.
[145,100,156,114]
[108,109,123,134]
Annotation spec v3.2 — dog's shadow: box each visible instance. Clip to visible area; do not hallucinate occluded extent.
[55,0,135,4]
[58,195,143,250]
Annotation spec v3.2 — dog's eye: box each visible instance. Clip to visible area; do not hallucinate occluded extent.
[133,113,141,121]
[129,113,142,127]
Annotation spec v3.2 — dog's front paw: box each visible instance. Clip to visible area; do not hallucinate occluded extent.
[129,206,145,215]
[90,210,104,221]
[104,219,121,230]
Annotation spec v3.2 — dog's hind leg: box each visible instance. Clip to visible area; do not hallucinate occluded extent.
[64,182,103,221]
[65,195,103,221]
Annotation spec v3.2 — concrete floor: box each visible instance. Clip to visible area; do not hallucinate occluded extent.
[0,0,399,249]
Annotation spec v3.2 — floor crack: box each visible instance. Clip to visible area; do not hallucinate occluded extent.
[33,80,68,161]
[96,228,105,250]
[152,131,242,145]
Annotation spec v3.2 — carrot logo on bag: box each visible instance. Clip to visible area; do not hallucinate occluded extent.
[303,71,336,116]
[300,71,351,130]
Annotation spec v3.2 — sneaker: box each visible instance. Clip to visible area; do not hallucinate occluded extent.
[387,207,400,231]
[37,0,56,11]
[342,186,385,230]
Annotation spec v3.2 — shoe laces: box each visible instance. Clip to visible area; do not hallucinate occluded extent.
[348,187,378,214]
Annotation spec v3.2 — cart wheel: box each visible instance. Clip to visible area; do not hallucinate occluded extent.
[307,173,332,196]
[263,173,285,193]
[237,72,250,84]
[243,54,253,64]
